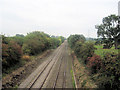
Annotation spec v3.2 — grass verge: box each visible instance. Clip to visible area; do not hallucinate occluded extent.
[70,69,76,88]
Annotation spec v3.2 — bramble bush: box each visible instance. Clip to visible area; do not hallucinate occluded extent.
[87,54,102,74]
[96,52,120,89]
[2,41,23,72]
[87,52,120,89]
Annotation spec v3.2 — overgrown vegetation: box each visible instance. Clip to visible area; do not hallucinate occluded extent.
[68,34,96,64]
[2,31,65,74]
[68,32,120,89]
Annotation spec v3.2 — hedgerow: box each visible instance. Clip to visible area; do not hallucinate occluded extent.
[2,31,65,73]
[96,52,120,89]
[68,34,120,89]
[2,41,23,72]
[74,41,96,64]
[68,34,95,64]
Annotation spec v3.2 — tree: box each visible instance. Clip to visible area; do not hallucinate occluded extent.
[16,34,24,37]
[67,34,86,48]
[23,31,50,55]
[95,14,120,49]
[22,31,64,55]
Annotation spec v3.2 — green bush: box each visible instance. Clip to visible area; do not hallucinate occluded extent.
[22,31,65,55]
[6,34,24,47]
[74,41,96,64]
[95,52,120,89]
[68,34,95,64]
[23,31,50,55]
[68,34,86,49]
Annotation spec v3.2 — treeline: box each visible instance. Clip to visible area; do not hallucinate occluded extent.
[2,31,65,73]
[68,34,120,89]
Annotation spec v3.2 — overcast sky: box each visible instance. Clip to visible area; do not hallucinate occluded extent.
[0,0,119,38]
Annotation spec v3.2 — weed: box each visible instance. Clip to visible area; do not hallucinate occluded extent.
[70,69,76,88]
[13,85,18,89]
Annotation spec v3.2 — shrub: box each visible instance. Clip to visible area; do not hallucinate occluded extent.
[2,41,23,71]
[23,31,50,55]
[22,31,64,55]
[2,32,65,74]
[2,43,9,69]
[96,52,120,89]
[87,54,102,74]
[74,41,96,64]
[10,36,24,47]
[50,37,60,49]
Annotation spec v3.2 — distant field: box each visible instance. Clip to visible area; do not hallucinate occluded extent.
[94,45,118,57]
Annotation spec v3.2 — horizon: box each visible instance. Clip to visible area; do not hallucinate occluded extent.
[1,31,99,39]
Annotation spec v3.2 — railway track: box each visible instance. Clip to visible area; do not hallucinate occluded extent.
[54,47,67,88]
[53,56,63,88]
[19,41,73,89]
[62,54,67,88]
[19,43,63,88]
[53,56,67,88]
